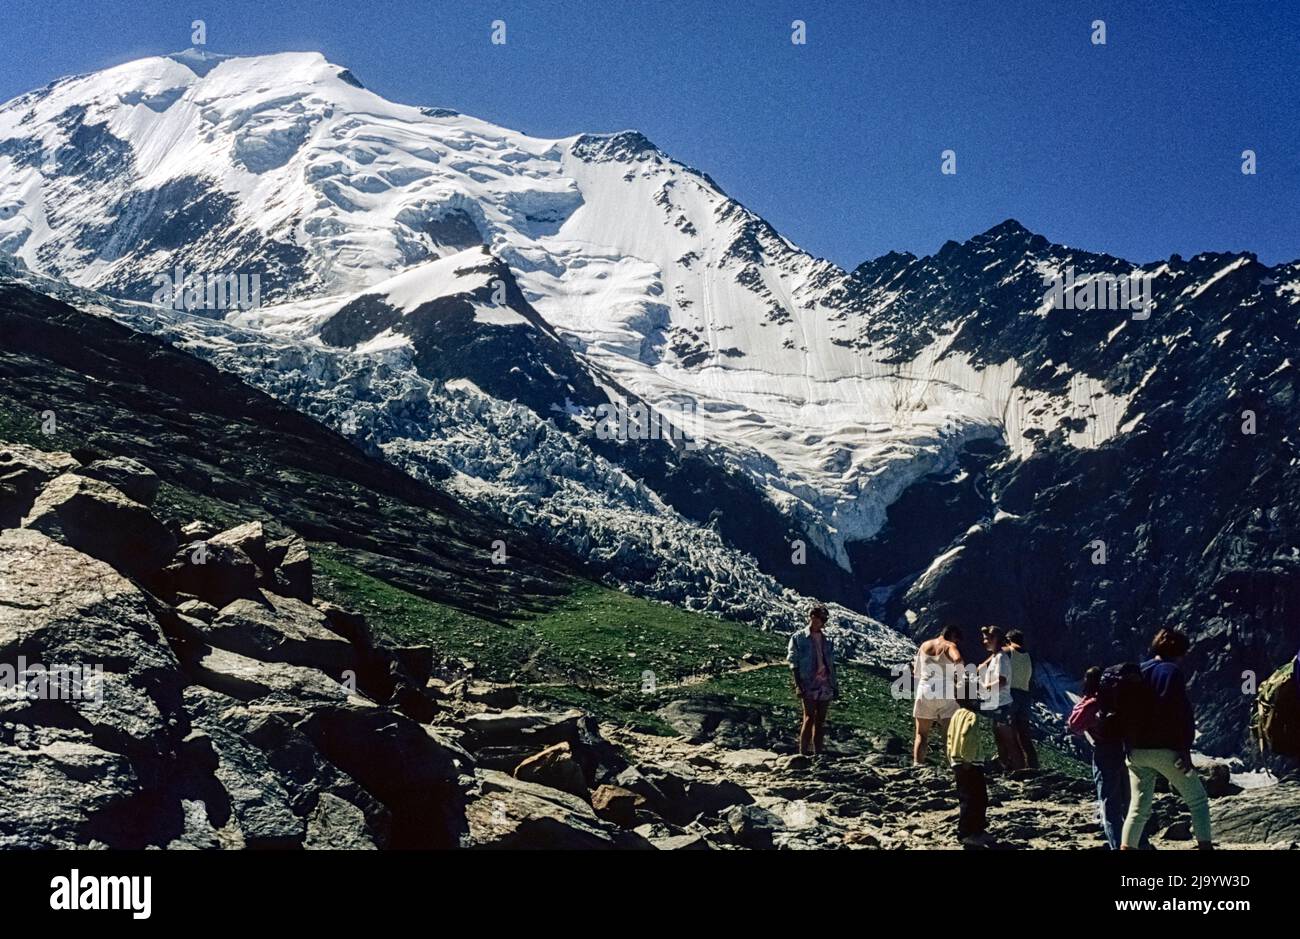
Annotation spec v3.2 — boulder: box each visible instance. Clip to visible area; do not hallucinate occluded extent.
[180,520,216,541]
[465,770,652,849]
[614,762,754,826]
[188,707,306,849]
[461,707,628,788]
[71,456,160,507]
[0,444,78,527]
[1202,763,1240,798]
[461,708,572,742]
[209,521,270,573]
[591,784,643,828]
[176,598,219,623]
[462,682,521,709]
[192,645,353,704]
[203,591,356,674]
[1210,782,1300,846]
[313,601,372,648]
[183,687,392,848]
[267,533,313,602]
[0,528,184,759]
[648,832,711,851]
[716,748,780,772]
[656,696,775,748]
[298,701,466,848]
[0,726,140,848]
[165,540,261,608]
[513,741,589,799]
[304,793,378,850]
[725,803,784,849]
[166,798,243,850]
[21,473,176,577]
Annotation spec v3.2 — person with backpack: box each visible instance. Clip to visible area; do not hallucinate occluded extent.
[1005,629,1039,770]
[978,626,1024,770]
[1068,665,1148,850]
[911,625,964,765]
[787,604,838,757]
[947,679,991,847]
[1121,628,1212,850]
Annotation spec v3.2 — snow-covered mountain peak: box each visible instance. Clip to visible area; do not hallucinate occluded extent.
[0,51,1212,578]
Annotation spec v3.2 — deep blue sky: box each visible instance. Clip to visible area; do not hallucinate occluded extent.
[2,0,1297,268]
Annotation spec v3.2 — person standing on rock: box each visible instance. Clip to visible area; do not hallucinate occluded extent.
[1005,629,1039,770]
[911,625,964,765]
[1120,628,1213,850]
[787,604,838,757]
[978,626,1024,770]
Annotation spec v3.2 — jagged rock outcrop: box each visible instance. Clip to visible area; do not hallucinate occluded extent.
[0,449,462,848]
[21,473,176,577]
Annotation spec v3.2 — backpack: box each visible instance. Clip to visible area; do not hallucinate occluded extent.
[1067,695,1100,736]
[1095,662,1151,743]
[1252,659,1299,758]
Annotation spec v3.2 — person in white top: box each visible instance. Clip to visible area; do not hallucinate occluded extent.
[911,626,964,765]
[978,626,1024,770]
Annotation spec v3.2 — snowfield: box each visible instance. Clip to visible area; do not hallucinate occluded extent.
[0,50,1142,574]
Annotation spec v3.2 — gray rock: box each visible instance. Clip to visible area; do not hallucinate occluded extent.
[0,726,140,848]
[192,645,353,704]
[72,456,160,506]
[656,696,775,748]
[298,700,466,848]
[1210,782,1300,846]
[615,762,754,825]
[461,708,577,742]
[267,533,312,602]
[166,798,242,850]
[21,473,176,577]
[0,444,78,527]
[183,687,392,848]
[176,599,219,622]
[204,591,356,674]
[649,832,711,850]
[465,770,652,849]
[725,803,783,849]
[0,528,183,757]
[179,520,216,541]
[209,521,270,572]
[304,793,377,850]
[192,707,305,849]
[166,540,261,608]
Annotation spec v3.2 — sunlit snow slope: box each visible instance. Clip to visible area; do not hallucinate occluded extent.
[0,50,1139,571]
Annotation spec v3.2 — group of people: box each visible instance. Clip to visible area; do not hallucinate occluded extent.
[785,605,1228,850]
[909,624,1038,845]
[911,624,1037,770]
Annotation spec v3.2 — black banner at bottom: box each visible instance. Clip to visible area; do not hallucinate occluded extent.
[0,848,1282,925]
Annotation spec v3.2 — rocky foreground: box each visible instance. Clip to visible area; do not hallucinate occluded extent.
[1,441,1296,850]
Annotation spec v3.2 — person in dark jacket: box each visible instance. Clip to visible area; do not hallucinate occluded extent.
[1120,628,1212,850]
[787,604,838,756]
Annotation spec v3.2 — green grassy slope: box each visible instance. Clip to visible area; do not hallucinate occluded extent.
[314,548,1084,774]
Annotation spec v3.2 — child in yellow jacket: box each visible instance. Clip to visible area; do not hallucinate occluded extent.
[947,693,990,846]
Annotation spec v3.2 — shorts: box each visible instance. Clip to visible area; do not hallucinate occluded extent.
[913,696,958,721]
